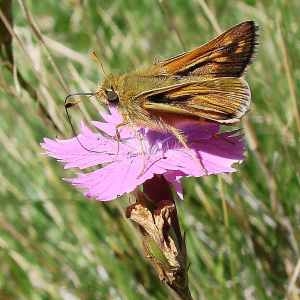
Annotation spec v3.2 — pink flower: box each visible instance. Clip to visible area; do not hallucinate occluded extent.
[41,106,244,201]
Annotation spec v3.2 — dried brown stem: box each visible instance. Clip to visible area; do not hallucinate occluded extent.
[127,175,193,300]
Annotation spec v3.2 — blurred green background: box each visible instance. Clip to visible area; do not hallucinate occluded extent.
[0,0,300,299]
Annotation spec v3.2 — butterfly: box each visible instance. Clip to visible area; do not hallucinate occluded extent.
[66,21,258,147]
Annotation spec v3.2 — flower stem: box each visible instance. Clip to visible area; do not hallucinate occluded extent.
[127,175,193,300]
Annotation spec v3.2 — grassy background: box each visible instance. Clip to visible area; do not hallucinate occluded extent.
[0,0,300,299]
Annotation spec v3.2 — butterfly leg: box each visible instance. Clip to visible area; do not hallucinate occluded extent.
[115,122,148,176]
[115,122,130,140]
[136,130,148,176]
[114,121,130,153]
[168,126,208,176]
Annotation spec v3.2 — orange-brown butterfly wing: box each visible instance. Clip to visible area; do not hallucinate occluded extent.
[156,21,258,78]
[141,78,250,123]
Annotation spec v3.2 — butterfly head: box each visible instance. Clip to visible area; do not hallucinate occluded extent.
[97,74,120,105]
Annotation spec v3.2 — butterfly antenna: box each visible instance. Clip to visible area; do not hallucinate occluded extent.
[90,50,108,76]
[64,92,105,153]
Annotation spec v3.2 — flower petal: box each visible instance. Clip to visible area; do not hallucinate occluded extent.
[164,171,184,199]
[42,106,245,202]
[100,106,123,124]
[41,124,140,169]
[68,155,168,201]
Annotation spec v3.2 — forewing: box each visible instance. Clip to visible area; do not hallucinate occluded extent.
[141,78,250,123]
[156,21,258,78]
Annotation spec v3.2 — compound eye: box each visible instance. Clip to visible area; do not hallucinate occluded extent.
[105,88,119,103]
